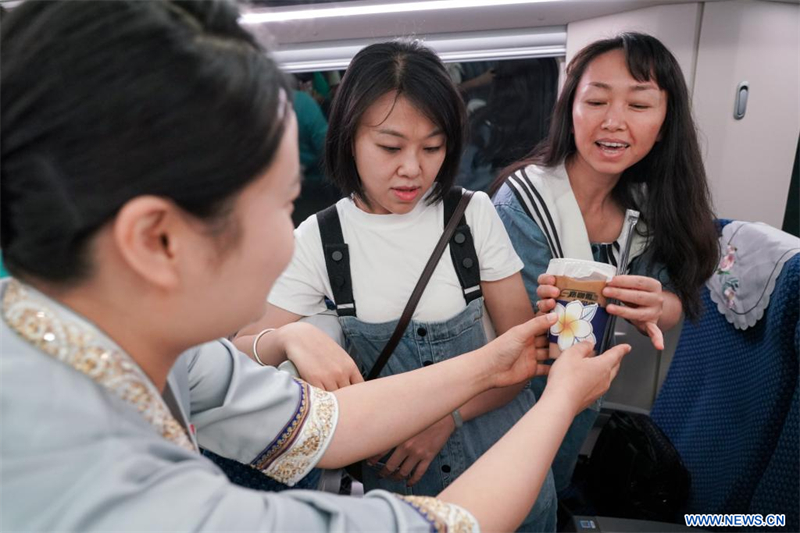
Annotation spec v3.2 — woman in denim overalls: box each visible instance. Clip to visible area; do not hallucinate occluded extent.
[237,41,557,531]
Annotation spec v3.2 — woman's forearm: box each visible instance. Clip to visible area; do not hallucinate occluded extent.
[318,347,494,467]
[232,305,305,365]
[458,382,527,422]
[232,331,286,366]
[438,393,574,532]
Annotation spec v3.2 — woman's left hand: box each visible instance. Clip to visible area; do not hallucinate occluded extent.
[603,275,665,350]
[369,416,455,486]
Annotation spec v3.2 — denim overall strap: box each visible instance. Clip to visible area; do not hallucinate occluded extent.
[316,205,356,317]
[444,187,483,304]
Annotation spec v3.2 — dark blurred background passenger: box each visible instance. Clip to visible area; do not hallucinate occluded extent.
[452,60,498,113]
[292,72,340,225]
[457,57,559,192]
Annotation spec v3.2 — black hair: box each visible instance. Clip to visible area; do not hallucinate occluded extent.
[470,57,558,171]
[490,33,718,320]
[324,40,466,207]
[1,0,292,285]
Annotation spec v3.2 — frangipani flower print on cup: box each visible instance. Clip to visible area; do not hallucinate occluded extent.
[551,300,599,350]
[545,258,616,357]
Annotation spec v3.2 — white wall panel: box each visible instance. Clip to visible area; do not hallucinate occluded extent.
[692,0,800,226]
[566,3,702,90]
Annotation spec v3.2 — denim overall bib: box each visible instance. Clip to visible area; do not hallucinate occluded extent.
[316,188,556,532]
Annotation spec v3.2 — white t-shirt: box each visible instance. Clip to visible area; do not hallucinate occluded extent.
[268,191,524,324]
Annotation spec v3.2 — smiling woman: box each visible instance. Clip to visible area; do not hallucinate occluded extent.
[571,50,668,185]
[490,32,718,492]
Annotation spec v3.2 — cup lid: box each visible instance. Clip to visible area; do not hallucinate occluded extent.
[546,258,617,280]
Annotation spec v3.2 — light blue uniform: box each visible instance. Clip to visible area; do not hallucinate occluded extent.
[0,278,479,532]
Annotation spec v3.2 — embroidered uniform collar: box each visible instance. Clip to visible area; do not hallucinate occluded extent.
[1,278,197,453]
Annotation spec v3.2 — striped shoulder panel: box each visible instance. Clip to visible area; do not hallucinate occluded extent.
[506,168,564,258]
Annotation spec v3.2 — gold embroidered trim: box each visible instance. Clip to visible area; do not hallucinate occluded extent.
[2,280,196,453]
[252,379,311,470]
[397,495,480,533]
[257,382,338,486]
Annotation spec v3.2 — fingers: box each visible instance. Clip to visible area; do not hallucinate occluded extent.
[304,374,336,392]
[606,303,659,323]
[597,343,631,378]
[603,286,664,308]
[534,333,548,349]
[535,334,550,362]
[560,340,596,360]
[325,362,364,390]
[537,273,556,286]
[366,451,388,467]
[378,449,406,479]
[535,348,549,362]
[394,455,421,482]
[536,284,560,302]
[536,298,557,314]
[309,372,353,392]
[535,363,550,377]
[516,312,558,339]
[407,458,433,486]
[645,322,665,351]
[348,366,365,385]
[377,448,428,486]
[608,275,661,293]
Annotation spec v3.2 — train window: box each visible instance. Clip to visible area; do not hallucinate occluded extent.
[451,57,559,194]
[289,56,561,225]
[288,70,344,225]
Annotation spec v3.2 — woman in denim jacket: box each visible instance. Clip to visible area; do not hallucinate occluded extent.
[491,33,719,492]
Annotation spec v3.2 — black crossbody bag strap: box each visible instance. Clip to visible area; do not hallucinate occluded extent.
[366,189,475,380]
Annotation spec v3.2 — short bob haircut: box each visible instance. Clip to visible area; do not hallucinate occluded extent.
[1,0,291,285]
[324,40,466,206]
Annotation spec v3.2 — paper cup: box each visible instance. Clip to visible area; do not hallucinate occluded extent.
[546,258,617,357]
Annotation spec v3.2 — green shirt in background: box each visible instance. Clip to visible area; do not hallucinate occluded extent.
[293,90,328,183]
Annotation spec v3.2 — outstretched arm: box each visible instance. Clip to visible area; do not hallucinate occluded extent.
[318,313,558,468]
[457,273,540,423]
[369,275,544,485]
[439,341,630,532]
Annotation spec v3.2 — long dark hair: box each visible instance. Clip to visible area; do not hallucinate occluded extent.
[491,33,718,320]
[1,0,291,285]
[471,57,558,170]
[324,40,466,207]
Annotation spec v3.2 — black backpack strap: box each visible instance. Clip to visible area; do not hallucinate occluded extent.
[444,186,483,304]
[316,205,356,317]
